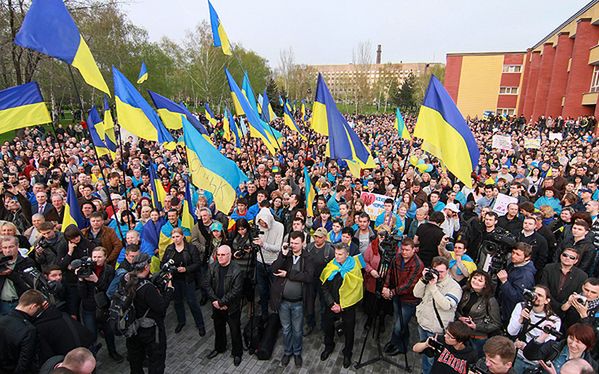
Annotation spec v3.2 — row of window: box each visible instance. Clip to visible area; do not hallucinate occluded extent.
[502,64,522,73]
[499,86,518,95]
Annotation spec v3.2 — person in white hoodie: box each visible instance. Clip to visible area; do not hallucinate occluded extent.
[254,206,284,317]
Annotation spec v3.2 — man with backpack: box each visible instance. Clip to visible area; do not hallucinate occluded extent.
[117,253,173,374]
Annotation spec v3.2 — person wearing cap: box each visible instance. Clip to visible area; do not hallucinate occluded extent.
[125,253,174,374]
[305,226,334,335]
[440,203,461,239]
[534,187,563,215]
[497,165,513,184]
[579,188,594,211]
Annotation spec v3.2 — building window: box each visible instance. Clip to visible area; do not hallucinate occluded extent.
[590,66,599,93]
[502,65,522,73]
[497,108,515,116]
[499,87,518,95]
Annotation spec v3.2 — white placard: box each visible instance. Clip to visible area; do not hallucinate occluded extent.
[549,132,563,141]
[524,138,541,149]
[492,193,519,216]
[360,192,399,221]
[492,135,512,150]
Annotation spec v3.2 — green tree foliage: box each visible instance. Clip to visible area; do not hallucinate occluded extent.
[397,72,418,115]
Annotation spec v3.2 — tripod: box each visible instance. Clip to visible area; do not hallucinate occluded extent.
[355,248,411,371]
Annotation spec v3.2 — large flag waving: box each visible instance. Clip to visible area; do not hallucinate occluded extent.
[148,90,208,134]
[413,76,480,188]
[395,107,410,140]
[112,66,175,146]
[15,0,110,95]
[181,181,196,233]
[137,62,148,84]
[260,89,277,123]
[87,106,111,157]
[312,73,375,176]
[227,107,242,150]
[208,0,232,56]
[241,72,259,114]
[183,115,247,213]
[62,178,85,232]
[102,96,117,153]
[283,100,305,139]
[0,82,51,134]
[304,167,316,217]
[204,103,217,126]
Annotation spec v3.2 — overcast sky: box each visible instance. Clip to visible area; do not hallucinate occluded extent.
[122,0,591,68]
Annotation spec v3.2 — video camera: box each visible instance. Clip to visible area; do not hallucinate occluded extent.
[151,259,176,290]
[70,256,95,278]
[478,230,516,275]
[234,225,264,260]
[378,230,400,264]
[22,267,65,309]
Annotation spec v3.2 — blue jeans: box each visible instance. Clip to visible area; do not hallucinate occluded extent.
[279,300,303,356]
[390,298,416,351]
[81,309,116,354]
[256,263,273,316]
[418,326,436,374]
[172,278,205,329]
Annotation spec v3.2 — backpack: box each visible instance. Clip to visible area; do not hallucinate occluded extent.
[107,278,155,337]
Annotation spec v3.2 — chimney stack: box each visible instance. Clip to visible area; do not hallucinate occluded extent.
[376,45,382,64]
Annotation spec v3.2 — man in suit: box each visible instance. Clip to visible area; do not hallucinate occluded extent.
[32,191,53,219]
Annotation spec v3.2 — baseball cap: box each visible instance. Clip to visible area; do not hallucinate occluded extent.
[445,203,460,213]
[580,188,592,194]
[210,221,223,232]
[313,227,328,238]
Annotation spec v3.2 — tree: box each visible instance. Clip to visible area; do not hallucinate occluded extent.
[416,64,445,105]
[351,41,373,113]
[397,72,418,115]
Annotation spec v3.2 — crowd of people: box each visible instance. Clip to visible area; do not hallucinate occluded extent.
[0,109,598,374]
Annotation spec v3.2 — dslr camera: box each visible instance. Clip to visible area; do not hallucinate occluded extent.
[522,288,538,310]
[70,256,95,278]
[152,259,176,289]
[422,268,440,284]
[0,255,12,272]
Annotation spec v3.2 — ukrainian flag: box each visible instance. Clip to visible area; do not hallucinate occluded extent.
[222,107,232,141]
[62,178,84,232]
[15,0,109,95]
[149,90,208,135]
[413,76,480,188]
[225,68,279,155]
[312,73,375,176]
[112,66,174,146]
[304,167,316,217]
[102,95,117,153]
[284,100,305,139]
[87,106,111,157]
[148,162,167,210]
[301,100,308,121]
[242,72,259,114]
[257,93,264,114]
[278,95,284,107]
[204,103,217,126]
[395,107,410,140]
[181,181,196,233]
[137,62,148,84]
[261,89,277,123]
[227,107,242,150]
[183,115,248,214]
[0,82,51,134]
[208,0,232,56]
[320,254,365,309]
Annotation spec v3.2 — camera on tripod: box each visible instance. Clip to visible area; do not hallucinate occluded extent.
[478,230,516,275]
[234,224,264,259]
[70,256,95,278]
[378,230,399,264]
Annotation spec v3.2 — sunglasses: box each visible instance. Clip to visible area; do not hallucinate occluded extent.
[561,253,577,260]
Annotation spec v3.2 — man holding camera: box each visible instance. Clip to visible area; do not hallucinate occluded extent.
[0,236,35,314]
[497,242,537,323]
[413,256,462,374]
[270,231,314,367]
[34,222,67,267]
[474,336,517,374]
[126,253,174,374]
[562,277,599,332]
[382,238,423,356]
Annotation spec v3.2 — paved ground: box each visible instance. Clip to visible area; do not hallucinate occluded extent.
[96,298,423,373]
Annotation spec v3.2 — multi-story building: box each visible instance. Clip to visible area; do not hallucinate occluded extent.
[445,0,599,120]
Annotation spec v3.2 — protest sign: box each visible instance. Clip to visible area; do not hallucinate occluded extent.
[492,134,512,150]
[492,193,518,216]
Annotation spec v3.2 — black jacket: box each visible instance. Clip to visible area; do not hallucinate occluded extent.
[0,255,36,299]
[0,309,38,373]
[523,339,599,373]
[517,231,549,274]
[202,261,244,314]
[132,277,173,324]
[33,232,68,267]
[269,251,314,313]
[77,264,115,312]
[539,263,587,327]
[559,235,595,275]
[34,305,94,363]
[162,241,201,284]
[57,237,95,284]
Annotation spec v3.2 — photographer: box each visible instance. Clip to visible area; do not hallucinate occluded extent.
[457,270,502,356]
[231,218,254,303]
[125,253,174,374]
[34,221,67,267]
[561,277,599,330]
[523,323,598,374]
[506,285,561,373]
[382,238,423,356]
[161,227,205,336]
[412,320,478,374]
[76,247,122,363]
[40,265,66,310]
[497,242,537,322]
[413,256,462,374]
[0,235,35,314]
[438,238,477,285]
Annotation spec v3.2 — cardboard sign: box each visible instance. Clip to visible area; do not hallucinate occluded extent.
[524,138,541,149]
[492,135,512,150]
[360,192,399,221]
[492,193,518,216]
[548,132,563,141]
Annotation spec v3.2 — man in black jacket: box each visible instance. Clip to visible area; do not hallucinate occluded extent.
[270,231,314,368]
[126,253,174,374]
[203,245,244,366]
[34,221,67,267]
[0,289,44,373]
[517,216,549,274]
[0,236,36,314]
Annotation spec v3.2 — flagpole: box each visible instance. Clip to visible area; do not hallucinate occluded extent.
[115,123,133,213]
[66,65,125,245]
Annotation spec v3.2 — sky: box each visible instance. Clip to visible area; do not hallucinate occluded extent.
[123,0,592,68]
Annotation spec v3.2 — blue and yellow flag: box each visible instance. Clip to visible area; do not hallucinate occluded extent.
[395,107,410,140]
[304,166,315,217]
[183,115,248,213]
[225,68,280,155]
[137,62,148,84]
[208,0,232,56]
[257,93,263,114]
[284,100,305,139]
[227,107,242,150]
[241,72,259,114]
[301,100,308,121]
[413,76,480,188]
[62,178,85,232]
[278,95,284,107]
[148,90,208,135]
[15,0,109,95]
[87,106,111,157]
[261,89,277,123]
[320,254,365,309]
[102,95,117,153]
[312,73,375,176]
[0,82,51,134]
[222,107,232,141]
[148,162,167,210]
[204,103,217,126]
[181,181,196,233]
[112,67,175,146]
